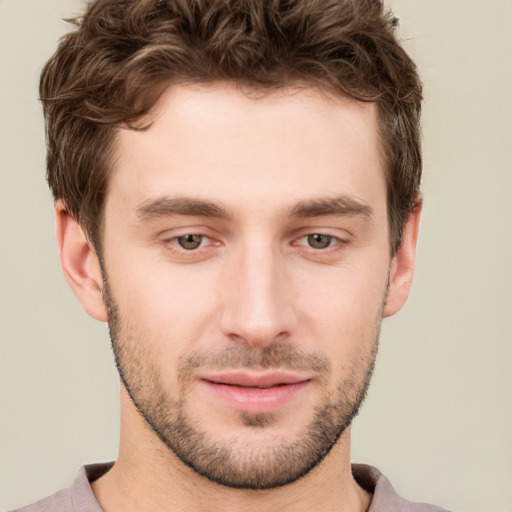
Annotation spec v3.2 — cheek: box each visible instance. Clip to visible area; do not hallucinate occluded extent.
[107,256,222,356]
[294,260,388,354]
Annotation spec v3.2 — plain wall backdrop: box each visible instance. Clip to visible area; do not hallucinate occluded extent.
[0,1,511,510]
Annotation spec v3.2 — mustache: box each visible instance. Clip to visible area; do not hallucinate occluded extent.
[178,343,330,379]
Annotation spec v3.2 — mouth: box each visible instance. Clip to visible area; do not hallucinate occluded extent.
[197,371,312,414]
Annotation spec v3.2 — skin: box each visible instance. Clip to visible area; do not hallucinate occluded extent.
[56,83,421,512]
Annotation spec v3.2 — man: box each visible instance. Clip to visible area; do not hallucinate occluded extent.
[15,0,447,510]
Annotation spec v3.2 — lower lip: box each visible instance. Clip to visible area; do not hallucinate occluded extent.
[201,380,311,414]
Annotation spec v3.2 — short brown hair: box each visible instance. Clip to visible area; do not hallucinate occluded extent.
[40,0,422,253]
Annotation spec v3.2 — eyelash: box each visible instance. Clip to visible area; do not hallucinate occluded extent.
[295,233,344,251]
[163,233,213,253]
[162,232,347,256]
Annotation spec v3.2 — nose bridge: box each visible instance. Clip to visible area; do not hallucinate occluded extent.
[220,236,294,347]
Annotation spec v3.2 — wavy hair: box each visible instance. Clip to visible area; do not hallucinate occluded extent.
[40,0,422,253]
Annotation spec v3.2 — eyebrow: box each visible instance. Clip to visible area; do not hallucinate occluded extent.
[136,195,372,222]
[290,196,373,218]
[136,197,232,221]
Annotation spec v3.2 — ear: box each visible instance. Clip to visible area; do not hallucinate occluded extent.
[55,202,107,322]
[383,201,422,318]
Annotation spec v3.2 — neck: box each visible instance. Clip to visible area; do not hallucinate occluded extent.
[92,392,371,512]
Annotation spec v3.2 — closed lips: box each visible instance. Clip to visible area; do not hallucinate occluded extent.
[199,372,311,388]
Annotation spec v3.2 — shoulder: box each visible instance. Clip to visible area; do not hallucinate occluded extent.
[352,464,451,512]
[10,489,73,512]
[9,463,112,512]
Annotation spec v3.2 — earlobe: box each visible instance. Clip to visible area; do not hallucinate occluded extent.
[55,202,108,322]
[383,201,422,318]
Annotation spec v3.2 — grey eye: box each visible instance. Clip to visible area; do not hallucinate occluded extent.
[307,234,333,249]
[177,234,204,250]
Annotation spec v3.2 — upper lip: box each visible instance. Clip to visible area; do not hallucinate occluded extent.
[198,371,312,389]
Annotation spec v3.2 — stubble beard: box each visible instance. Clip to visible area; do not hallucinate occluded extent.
[103,280,381,490]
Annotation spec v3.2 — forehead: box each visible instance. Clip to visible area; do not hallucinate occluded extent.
[109,82,385,218]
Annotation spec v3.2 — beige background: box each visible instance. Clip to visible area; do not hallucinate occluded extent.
[1,1,511,510]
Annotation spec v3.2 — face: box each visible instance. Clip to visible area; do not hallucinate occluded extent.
[100,83,393,489]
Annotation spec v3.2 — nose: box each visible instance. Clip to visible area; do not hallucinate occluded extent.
[219,241,296,348]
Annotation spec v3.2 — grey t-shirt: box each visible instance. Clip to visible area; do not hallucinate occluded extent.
[12,462,449,512]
